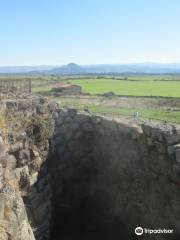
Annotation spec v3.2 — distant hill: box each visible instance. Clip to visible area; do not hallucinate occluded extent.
[83,63,180,74]
[49,63,84,74]
[1,63,180,74]
[0,65,56,74]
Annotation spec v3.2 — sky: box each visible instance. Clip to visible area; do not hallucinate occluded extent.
[0,0,180,66]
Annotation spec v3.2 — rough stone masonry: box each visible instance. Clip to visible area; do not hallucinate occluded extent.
[0,94,180,239]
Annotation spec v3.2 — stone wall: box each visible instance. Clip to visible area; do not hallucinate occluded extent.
[0,132,36,240]
[0,96,57,240]
[1,96,180,240]
[50,109,180,239]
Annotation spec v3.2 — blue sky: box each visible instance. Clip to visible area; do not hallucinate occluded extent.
[0,0,180,65]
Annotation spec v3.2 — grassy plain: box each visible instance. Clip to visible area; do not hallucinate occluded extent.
[70,79,180,97]
[1,74,179,123]
[54,96,180,124]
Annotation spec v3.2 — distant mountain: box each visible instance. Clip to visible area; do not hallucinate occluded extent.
[44,62,180,74]
[49,63,84,74]
[83,63,180,74]
[1,63,180,74]
[0,65,56,74]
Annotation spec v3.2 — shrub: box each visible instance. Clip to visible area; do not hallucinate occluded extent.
[25,115,54,143]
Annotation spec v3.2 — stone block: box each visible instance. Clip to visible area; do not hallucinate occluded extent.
[0,136,3,144]
[0,143,6,158]
[168,143,180,158]
[31,148,39,158]
[168,145,175,156]
[141,124,152,137]
[164,133,180,145]
[9,142,23,154]
[82,122,94,132]
[7,155,16,170]
[66,108,77,117]
[147,137,154,146]
[17,149,31,167]
[29,172,38,186]
[0,194,5,220]
[176,149,180,163]
[155,142,166,154]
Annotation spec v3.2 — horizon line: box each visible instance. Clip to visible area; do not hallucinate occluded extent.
[1,62,180,67]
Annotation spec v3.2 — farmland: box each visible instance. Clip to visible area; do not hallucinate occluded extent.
[30,76,180,124]
[1,75,180,123]
[69,78,180,97]
[29,75,180,123]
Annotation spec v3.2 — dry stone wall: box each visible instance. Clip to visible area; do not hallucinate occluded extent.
[0,133,36,240]
[0,95,180,240]
[50,109,180,239]
[0,96,57,240]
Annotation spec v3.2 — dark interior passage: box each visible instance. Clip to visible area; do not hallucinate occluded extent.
[44,111,180,240]
[50,192,132,240]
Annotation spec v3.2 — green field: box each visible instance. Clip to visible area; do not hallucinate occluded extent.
[30,76,180,124]
[70,79,180,97]
[88,107,180,123]
[53,97,180,124]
